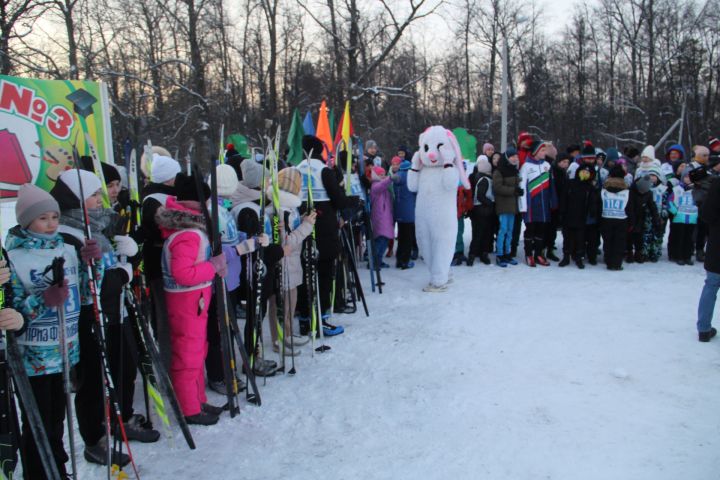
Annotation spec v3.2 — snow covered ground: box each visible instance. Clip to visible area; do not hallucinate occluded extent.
[68,228,718,480]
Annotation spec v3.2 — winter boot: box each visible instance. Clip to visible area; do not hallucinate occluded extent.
[505,256,518,266]
[185,412,219,426]
[676,259,686,266]
[252,358,278,377]
[575,258,585,269]
[201,403,225,416]
[451,253,466,266]
[546,249,560,262]
[587,256,597,266]
[625,252,635,264]
[322,321,345,336]
[422,283,448,292]
[699,327,717,342]
[496,256,508,268]
[634,251,645,264]
[208,377,246,395]
[686,258,695,266]
[526,256,536,267]
[480,253,491,265]
[123,414,160,443]
[535,256,550,267]
[400,261,415,270]
[558,256,570,267]
[84,436,131,467]
[466,255,475,266]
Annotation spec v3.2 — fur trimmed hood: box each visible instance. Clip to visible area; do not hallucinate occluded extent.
[155,196,207,238]
[603,177,628,193]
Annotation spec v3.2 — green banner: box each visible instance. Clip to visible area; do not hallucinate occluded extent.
[452,127,477,163]
[0,75,114,198]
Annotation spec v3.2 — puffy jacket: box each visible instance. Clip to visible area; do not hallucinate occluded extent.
[493,159,521,215]
[392,160,416,223]
[370,177,395,239]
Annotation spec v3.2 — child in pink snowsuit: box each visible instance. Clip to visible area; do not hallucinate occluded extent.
[156,193,227,425]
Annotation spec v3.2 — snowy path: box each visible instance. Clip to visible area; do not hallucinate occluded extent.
[78,255,719,480]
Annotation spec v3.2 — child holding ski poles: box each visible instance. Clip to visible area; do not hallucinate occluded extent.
[265,167,316,357]
[0,254,25,480]
[7,183,82,479]
[155,173,228,425]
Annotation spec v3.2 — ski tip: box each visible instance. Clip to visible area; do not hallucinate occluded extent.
[288,368,297,375]
[315,345,331,353]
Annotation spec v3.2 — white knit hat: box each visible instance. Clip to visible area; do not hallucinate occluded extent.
[150,154,181,183]
[475,155,491,174]
[57,169,102,202]
[215,164,239,197]
[641,145,656,161]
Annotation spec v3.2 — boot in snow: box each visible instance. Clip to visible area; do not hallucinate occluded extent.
[84,436,131,467]
[185,412,219,426]
[559,256,570,267]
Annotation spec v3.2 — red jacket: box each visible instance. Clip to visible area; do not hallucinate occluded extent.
[457,187,473,219]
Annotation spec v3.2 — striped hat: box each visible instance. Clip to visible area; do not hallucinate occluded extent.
[277,167,302,196]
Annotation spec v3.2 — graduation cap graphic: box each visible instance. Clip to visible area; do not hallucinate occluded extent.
[65,89,97,119]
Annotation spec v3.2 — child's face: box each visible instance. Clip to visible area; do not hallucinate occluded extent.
[28,212,59,235]
[669,151,681,161]
[107,180,121,203]
[484,147,495,157]
[559,159,570,170]
[85,190,103,210]
[509,155,519,166]
[397,150,405,159]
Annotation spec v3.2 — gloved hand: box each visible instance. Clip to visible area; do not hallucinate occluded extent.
[0,259,10,286]
[209,253,227,278]
[515,187,524,196]
[80,239,102,263]
[113,235,138,257]
[256,233,270,247]
[0,308,23,331]
[303,211,318,226]
[43,279,69,307]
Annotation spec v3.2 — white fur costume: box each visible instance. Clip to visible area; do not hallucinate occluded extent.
[407,126,471,289]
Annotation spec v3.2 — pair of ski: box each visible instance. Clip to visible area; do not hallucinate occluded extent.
[193,164,262,412]
[0,244,62,479]
[301,149,330,355]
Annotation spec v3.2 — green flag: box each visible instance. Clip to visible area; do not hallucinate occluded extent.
[452,127,477,162]
[226,133,251,158]
[287,108,305,165]
[329,108,336,143]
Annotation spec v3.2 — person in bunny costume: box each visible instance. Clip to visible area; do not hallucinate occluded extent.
[407,126,471,292]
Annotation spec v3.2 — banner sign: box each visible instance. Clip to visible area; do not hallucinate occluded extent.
[0,75,114,198]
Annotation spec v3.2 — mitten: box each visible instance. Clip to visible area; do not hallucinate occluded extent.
[43,279,69,307]
[81,239,102,263]
[210,253,227,278]
[113,235,138,257]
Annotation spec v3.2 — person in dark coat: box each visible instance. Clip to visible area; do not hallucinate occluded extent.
[392,157,417,269]
[601,166,633,270]
[559,164,600,268]
[546,153,570,261]
[697,176,720,341]
[626,175,660,263]
[493,149,522,267]
[467,156,495,266]
[296,135,359,334]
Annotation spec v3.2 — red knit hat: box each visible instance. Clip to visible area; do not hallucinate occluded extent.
[518,131,533,148]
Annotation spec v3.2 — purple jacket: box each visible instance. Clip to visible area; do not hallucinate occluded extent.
[370,177,395,239]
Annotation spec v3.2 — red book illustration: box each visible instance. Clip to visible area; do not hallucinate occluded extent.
[0,129,32,198]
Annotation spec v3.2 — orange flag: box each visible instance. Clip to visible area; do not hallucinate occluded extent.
[315,100,333,161]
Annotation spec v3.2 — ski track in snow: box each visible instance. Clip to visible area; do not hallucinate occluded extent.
[56,225,717,479]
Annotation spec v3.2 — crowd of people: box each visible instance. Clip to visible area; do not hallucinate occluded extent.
[0,128,719,480]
